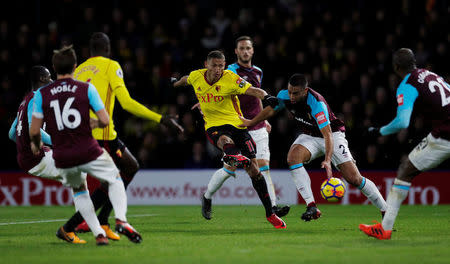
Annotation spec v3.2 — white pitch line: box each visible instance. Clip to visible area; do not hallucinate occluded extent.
[0,214,159,226]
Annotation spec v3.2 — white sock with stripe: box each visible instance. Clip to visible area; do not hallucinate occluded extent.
[204,168,234,199]
[382,179,411,231]
[358,177,387,211]
[73,190,105,237]
[289,163,315,205]
[108,176,128,222]
[260,165,277,207]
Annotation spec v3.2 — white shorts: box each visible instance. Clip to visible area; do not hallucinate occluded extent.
[408,133,450,171]
[28,150,62,181]
[292,131,354,168]
[248,127,270,161]
[58,150,120,188]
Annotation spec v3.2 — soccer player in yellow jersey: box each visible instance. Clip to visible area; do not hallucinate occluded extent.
[59,32,183,240]
[173,50,286,229]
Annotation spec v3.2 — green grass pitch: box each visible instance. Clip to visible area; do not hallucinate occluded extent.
[0,205,449,264]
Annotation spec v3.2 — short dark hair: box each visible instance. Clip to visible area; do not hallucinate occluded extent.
[235,36,253,47]
[30,65,49,88]
[52,45,77,75]
[207,50,225,61]
[90,32,110,55]
[288,73,308,89]
[393,48,416,72]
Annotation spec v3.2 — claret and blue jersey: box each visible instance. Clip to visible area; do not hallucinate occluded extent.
[380,68,450,140]
[32,78,106,168]
[274,88,345,137]
[228,62,266,131]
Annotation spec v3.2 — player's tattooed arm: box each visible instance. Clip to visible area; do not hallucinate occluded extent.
[320,124,333,178]
[244,86,268,99]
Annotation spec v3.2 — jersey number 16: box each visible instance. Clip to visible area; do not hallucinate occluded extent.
[50,97,81,130]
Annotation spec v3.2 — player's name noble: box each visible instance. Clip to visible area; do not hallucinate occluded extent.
[50,84,78,95]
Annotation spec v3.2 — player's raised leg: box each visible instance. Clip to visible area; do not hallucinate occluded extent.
[338,161,387,215]
[287,144,320,222]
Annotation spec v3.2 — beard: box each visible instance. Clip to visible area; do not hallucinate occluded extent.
[238,55,251,64]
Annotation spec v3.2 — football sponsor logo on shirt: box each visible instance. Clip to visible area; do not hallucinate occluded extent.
[197,93,224,103]
[315,111,327,125]
[397,94,404,106]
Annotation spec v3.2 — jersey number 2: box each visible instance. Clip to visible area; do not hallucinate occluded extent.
[429,78,450,107]
[50,97,81,130]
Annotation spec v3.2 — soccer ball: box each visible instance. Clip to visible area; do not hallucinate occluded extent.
[320,177,346,202]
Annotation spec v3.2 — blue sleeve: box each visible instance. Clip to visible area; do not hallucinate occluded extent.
[27,97,52,145]
[32,90,43,118]
[274,90,289,111]
[88,83,105,112]
[307,93,330,129]
[8,117,17,142]
[380,82,418,136]
[227,63,238,74]
[40,129,52,145]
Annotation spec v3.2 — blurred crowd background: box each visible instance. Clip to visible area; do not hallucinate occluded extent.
[1,0,449,171]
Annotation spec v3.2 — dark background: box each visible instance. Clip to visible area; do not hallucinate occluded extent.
[1,0,449,170]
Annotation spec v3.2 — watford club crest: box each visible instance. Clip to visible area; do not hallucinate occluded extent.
[197,87,202,91]
[215,86,221,92]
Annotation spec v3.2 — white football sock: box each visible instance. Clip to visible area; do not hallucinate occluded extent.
[72,190,105,237]
[382,179,411,231]
[261,167,277,207]
[358,177,387,211]
[204,168,234,199]
[108,176,128,222]
[289,163,315,205]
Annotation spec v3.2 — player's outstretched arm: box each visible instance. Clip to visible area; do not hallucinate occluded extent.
[172,76,188,88]
[244,87,267,99]
[245,87,280,109]
[115,87,184,133]
[115,87,162,122]
[319,125,333,178]
[239,106,276,128]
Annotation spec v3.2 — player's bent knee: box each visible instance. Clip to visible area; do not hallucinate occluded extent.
[338,161,362,186]
[287,144,310,165]
[397,159,420,182]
